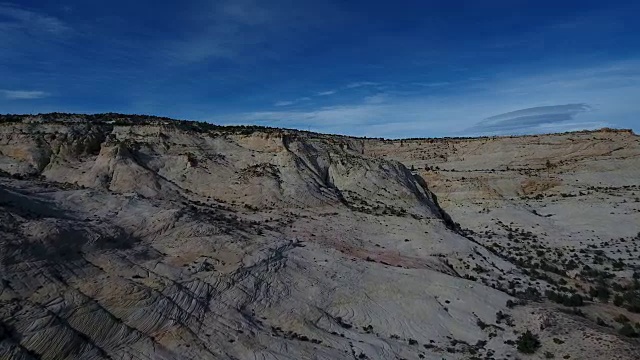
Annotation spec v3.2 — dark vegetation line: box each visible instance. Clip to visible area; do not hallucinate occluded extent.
[1,112,636,140]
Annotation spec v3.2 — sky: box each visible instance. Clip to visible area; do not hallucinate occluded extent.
[0,0,639,138]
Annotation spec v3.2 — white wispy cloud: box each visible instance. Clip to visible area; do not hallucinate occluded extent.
[345,81,378,89]
[163,0,280,63]
[1,90,50,100]
[316,90,337,96]
[413,82,451,87]
[363,93,389,104]
[0,3,71,35]
[165,0,342,64]
[217,59,640,138]
[465,104,598,134]
[227,104,386,130]
[273,96,312,107]
[274,82,379,107]
[0,3,73,63]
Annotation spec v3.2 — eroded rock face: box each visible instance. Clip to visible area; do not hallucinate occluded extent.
[0,115,639,360]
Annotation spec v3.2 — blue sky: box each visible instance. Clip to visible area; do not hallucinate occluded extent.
[1,0,638,138]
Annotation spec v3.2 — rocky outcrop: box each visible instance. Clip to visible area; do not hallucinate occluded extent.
[0,120,443,219]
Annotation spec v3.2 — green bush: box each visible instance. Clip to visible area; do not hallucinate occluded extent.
[516,330,541,354]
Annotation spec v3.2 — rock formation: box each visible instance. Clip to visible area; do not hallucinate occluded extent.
[0,114,638,359]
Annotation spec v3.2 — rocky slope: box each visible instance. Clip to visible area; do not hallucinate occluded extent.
[0,114,638,359]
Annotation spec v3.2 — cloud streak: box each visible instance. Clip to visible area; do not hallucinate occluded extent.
[1,90,50,100]
[215,59,638,138]
[0,2,74,66]
[413,82,451,87]
[363,93,389,104]
[274,100,295,106]
[164,0,342,64]
[273,81,382,107]
[0,3,70,35]
[466,104,594,134]
[345,81,378,89]
[316,90,336,96]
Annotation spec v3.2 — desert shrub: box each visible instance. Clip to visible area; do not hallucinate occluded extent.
[496,311,507,321]
[564,293,584,307]
[625,298,640,313]
[596,317,610,327]
[565,259,578,270]
[546,291,585,307]
[612,259,626,270]
[619,323,639,338]
[518,287,541,301]
[613,294,625,306]
[614,314,630,323]
[589,285,611,303]
[558,307,585,317]
[516,330,541,354]
[0,322,6,341]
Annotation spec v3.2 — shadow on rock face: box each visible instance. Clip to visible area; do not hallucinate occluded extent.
[0,184,75,220]
[0,184,140,264]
